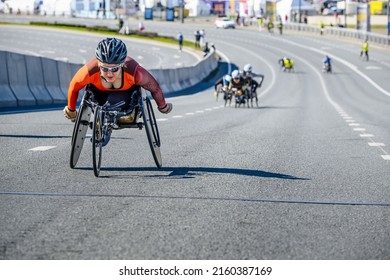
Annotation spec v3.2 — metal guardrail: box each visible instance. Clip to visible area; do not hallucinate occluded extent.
[284,23,390,47]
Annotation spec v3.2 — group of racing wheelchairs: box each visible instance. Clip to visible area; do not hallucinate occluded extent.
[216,80,261,108]
[70,88,162,177]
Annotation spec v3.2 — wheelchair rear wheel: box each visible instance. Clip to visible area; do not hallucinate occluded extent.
[142,94,162,168]
[70,100,92,169]
[92,106,103,177]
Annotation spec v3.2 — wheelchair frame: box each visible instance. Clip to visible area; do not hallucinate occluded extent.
[69,88,162,177]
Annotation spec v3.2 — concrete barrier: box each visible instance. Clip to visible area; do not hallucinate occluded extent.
[0,51,18,107]
[25,55,53,105]
[41,57,67,104]
[7,52,36,106]
[57,61,82,101]
[0,50,219,109]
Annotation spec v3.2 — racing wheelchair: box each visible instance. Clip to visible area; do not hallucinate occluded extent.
[69,88,162,177]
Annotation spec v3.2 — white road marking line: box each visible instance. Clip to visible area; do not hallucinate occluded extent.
[345,119,355,122]
[213,106,221,109]
[157,118,168,121]
[257,35,390,162]
[348,123,360,126]
[185,113,195,115]
[196,110,204,113]
[343,116,353,119]
[39,50,55,54]
[29,146,56,151]
[365,66,382,70]
[368,143,385,147]
[360,134,375,137]
[54,57,69,62]
[172,115,183,118]
[205,108,213,111]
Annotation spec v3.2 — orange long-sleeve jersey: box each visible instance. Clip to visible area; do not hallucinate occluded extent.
[67,56,166,111]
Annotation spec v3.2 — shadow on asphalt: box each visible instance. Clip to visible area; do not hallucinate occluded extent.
[75,166,309,180]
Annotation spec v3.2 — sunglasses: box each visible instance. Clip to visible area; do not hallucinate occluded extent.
[99,64,122,73]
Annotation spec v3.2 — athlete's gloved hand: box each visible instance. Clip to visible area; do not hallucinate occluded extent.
[63,106,77,122]
[158,103,173,114]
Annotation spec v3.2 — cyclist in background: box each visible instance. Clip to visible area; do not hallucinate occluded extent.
[279,57,294,71]
[360,39,369,61]
[242,63,264,94]
[214,74,232,101]
[229,70,245,93]
[242,64,264,106]
[322,54,332,73]
[63,38,172,124]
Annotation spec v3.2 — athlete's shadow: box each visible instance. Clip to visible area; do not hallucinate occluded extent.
[77,166,309,180]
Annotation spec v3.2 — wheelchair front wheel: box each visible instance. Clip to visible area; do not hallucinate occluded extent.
[70,102,92,169]
[142,95,162,168]
[92,107,103,177]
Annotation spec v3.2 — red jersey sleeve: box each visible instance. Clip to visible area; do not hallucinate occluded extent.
[134,65,166,109]
[67,65,91,110]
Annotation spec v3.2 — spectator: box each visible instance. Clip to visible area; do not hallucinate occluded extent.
[138,22,145,32]
[194,30,201,48]
[199,29,205,46]
[177,32,183,52]
[278,21,283,35]
[118,18,124,30]
[203,42,210,57]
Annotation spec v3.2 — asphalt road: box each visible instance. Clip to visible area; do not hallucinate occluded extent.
[0,18,390,260]
[0,24,200,68]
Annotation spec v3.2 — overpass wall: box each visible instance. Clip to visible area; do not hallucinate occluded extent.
[0,50,218,108]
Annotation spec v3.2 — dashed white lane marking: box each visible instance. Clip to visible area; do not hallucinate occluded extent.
[29,146,56,151]
[345,119,355,122]
[368,143,385,147]
[360,134,375,137]
[348,123,360,126]
[286,50,389,162]
[365,66,382,70]
[39,50,55,54]
[161,104,227,122]
[54,57,69,62]
[157,118,168,122]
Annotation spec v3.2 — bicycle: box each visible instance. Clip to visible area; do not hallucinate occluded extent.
[70,88,162,177]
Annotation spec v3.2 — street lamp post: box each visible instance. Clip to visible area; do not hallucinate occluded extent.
[299,0,301,23]
[344,0,347,28]
[179,0,184,23]
[388,0,390,36]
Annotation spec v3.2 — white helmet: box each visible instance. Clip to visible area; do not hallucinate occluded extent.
[231,70,240,79]
[243,64,252,72]
[224,75,232,83]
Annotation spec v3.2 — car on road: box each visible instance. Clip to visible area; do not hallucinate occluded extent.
[215,17,235,29]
